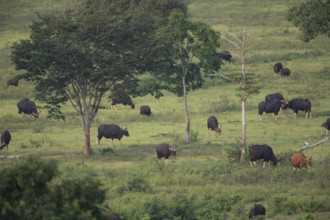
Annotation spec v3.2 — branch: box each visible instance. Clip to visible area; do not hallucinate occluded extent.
[299,136,330,152]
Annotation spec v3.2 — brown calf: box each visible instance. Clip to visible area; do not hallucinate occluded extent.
[289,152,312,170]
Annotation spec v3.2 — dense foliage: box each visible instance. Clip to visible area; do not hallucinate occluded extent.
[0,157,106,219]
[287,0,330,42]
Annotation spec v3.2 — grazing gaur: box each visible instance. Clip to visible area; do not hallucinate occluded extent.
[156,143,176,160]
[217,51,232,62]
[258,100,282,121]
[110,94,135,110]
[321,118,330,135]
[249,144,277,168]
[273,62,283,74]
[280,67,291,77]
[207,115,221,133]
[7,78,19,87]
[289,152,312,170]
[0,130,11,150]
[265,92,285,103]
[140,105,152,116]
[249,204,266,219]
[283,98,312,119]
[96,124,129,147]
[17,98,39,118]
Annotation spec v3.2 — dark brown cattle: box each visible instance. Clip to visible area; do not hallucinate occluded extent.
[96,124,129,147]
[265,92,285,103]
[249,144,277,167]
[7,78,19,87]
[249,204,266,219]
[280,67,291,77]
[207,115,221,133]
[140,105,152,116]
[258,100,282,121]
[289,152,312,169]
[156,143,176,160]
[110,94,135,110]
[283,98,312,119]
[273,62,283,74]
[218,51,232,62]
[17,98,39,118]
[0,130,11,150]
[321,118,330,135]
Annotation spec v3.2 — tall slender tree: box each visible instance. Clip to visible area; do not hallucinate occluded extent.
[222,30,260,160]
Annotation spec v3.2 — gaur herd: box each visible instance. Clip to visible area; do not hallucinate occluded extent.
[2,59,329,219]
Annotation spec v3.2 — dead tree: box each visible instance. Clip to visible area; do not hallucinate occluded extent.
[299,136,330,152]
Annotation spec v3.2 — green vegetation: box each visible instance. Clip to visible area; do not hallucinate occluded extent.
[1,0,329,219]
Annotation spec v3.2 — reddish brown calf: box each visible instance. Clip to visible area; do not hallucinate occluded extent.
[289,152,312,169]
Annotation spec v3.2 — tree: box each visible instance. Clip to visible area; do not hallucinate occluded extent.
[287,0,330,42]
[10,0,187,155]
[222,30,260,160]
[155,9,221,143]
[0,156,106,219]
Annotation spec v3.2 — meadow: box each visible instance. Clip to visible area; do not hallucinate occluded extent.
[0,0,330,219]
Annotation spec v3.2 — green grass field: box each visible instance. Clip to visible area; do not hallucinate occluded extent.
[1,0,330,219]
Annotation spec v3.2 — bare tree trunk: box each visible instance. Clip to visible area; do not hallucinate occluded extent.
[183,77,190,144]
[240,100,247,160]
[83,126,91,155]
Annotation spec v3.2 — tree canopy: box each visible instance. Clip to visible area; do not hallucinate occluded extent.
[10,0,187,154]
[155,9,221,143]
[287,0,330,42]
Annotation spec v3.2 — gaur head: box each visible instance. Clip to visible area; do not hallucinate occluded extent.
[170,147,177,157]
[122,127,129,136]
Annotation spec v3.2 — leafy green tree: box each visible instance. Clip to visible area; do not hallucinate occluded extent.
[155,9,221,143]
[287,0,330,42]
[10,0,187,155]
[0,156,106,219]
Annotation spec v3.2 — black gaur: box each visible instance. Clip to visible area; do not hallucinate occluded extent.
[156,143,176,160]
[17,98,39,118]
[283,98,312,119]
[249,144,277,167]
[258,100,282,121]
[249,204,266,219]
[321,118,330,135]
[140,105,152,116]
[7,78,19,87]
[207,115,221,133]
[280,67,291,77]
[265,92,285,103]
[273,62,283,74]
[110,94,135,110]
[96,124,129,146]
[0,130,11,150]
[217,51,232,62]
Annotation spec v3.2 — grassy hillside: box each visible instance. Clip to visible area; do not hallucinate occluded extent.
[1,0,330,219]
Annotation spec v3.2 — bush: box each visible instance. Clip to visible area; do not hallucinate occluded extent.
[0,156,107,220]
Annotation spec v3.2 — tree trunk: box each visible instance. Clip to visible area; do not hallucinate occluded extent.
[83,127,91,155]
[240,100,246,160]
[183,77,190,144]
[81,114,92,156]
